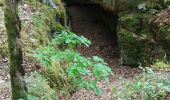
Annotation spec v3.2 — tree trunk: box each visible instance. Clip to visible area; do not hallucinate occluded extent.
[4,0,27,99]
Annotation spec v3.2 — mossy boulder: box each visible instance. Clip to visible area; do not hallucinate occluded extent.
[117,1,169,66]
[118,12,166,66]
[20,0,67,56]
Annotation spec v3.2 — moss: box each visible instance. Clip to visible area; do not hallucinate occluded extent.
[119,12,143,32]
[24,0,67,30]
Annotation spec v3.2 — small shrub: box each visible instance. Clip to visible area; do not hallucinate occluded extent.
[34,31,113,96]
[50,31,91,50]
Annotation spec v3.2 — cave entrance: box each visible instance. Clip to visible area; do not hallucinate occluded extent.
[66,4,120,67]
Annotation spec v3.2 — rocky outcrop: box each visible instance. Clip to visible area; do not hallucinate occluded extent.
[117,1,170,66]
[117,12,166,66]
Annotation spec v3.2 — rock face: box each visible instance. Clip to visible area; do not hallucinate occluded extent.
[117,1,170,66]
[117,12,165,66]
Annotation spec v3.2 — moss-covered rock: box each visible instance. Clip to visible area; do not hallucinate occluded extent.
[117,1,169,66]
[20,0,68,57]
[0,0,68,58]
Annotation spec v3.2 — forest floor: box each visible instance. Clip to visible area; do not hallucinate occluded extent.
[0,3,169,100]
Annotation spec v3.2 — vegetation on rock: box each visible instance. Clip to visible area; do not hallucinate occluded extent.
[113,67,170,100]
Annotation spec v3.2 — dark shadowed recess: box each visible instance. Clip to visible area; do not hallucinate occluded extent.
[63,0,120,67]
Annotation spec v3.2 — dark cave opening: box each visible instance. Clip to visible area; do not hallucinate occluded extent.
[64,2,120,66]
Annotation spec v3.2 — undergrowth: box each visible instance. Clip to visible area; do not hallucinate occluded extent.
[112,67,170,100]
[31,31,113,98]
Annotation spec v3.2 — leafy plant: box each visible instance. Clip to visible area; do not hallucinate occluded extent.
[50,31,91,49]
[114,67,170,100]
[51,50,113,95]
[34,31,113,96]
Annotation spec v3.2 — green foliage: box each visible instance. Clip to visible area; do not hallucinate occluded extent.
[50,31,91,49]
[153,60,170,69]
[34,31,113,96]
[24,72,57,100]
[52,50,112,95]
[34,31,91,66]
[114,67,170,100]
